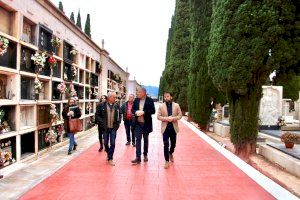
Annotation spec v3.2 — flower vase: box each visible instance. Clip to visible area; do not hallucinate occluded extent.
[285,142,294,149]
[35,93,39,100]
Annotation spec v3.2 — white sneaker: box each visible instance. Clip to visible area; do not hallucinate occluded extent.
[164,161,170,169]
[108,160,115,166]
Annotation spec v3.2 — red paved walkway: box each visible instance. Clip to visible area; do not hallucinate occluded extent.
[21,119,274,200]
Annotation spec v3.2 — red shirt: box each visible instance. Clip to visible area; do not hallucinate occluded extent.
[126,102,133,120]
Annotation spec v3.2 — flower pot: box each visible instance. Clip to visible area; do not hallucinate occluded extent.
[285,142,294,149]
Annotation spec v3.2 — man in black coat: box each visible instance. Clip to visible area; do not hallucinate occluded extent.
[131,87,155,164]
[95,92,121,166]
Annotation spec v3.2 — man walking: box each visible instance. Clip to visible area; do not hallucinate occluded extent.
[131,87,155,165]
[157,91,182,169]
[95,92,121,166]
[121,94,135,146]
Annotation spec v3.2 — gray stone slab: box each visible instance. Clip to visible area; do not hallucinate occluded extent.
[267,142,300,160]
[260,130,300,138]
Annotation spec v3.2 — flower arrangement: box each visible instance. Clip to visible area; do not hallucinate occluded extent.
[86,102,92,111]
[93,91,98,97]
[113,74,122,83]
[66,84,77,97]
[0,36,9,56]
[89,89,93,95]
[45,129,57,144]
[0,109,4,123]
[71,66,77,78]
[277,116,286,127]
[51,37,61,48]
[31,52,47,70]
[70,49,78,56]
[50,104,59,123]
[281,132,300,144]
[48,56,57,68]
[57,82,67,94]
[56,125,64,135]
[34,78,43,94]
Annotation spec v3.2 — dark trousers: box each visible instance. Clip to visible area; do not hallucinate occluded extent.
[103,128,117,160]
[98,125,104,147]
[134,123,149,159]
[124,119,135,143]
[163,127,177,162]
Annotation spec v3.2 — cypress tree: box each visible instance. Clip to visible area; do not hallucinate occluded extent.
[70,12,75,23]
[84,14,91,38]
[76,10,82,30]
[208,1,299,159]
[164,0,191,112]
[58,1,64,12]
[187,0,225,130]
[159,16,175,97]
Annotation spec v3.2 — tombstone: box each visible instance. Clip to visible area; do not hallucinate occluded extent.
[222,104,230,119]
[259,86,283,127]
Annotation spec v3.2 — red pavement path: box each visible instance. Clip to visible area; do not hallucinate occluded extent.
[20,119,274,200]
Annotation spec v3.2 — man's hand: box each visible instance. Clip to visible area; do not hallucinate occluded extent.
[135,110,144,116]
[166,116,173,122]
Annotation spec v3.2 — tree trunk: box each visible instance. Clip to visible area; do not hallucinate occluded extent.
[229,88,261,161]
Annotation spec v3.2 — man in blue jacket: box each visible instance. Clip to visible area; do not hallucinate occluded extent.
[131,87,155,164]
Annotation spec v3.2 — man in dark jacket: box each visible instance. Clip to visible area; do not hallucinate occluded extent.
[131,87,155,165]
[95,92,121,166]
[121,94,135,146]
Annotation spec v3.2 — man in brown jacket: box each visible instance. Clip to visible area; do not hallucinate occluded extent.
[157,91,182,169]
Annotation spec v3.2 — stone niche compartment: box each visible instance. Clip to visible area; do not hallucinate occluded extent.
[85,72,90,85]
[20,76,34,100]
[63,62,75,81]
[0,105,16,133]
[52,81,61,100]
[63,41,73,63]
[52,60,61,78]
[0,39,17,69]
[0,136,16,167]
[37,105,50,125]
[21,17,37,45]
[20,46,35,73]
[79,69,84,84]
[38,24,53,53]
[38,127,49,151]
[95,61,101,74]
[20,105,35,130]
[74,84,84,99]
[21,131,35,159]
[0,6,17,36]
[0,73,17,100]
[85,86,91,100]
[91,73,98,87]
[38,80,50,100]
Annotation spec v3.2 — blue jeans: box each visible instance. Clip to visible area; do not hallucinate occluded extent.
[68,133,77,151]
[134,123,149,159]
[124,119,135,143]
[104,128,117,160]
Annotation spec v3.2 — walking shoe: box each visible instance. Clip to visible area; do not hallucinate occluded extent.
[125,142,130,146]
[131,158,141,165]
[170,154,174,162]
[143,155,148,162]
[67,151,72,155]
[98,146,103,152]
[132,143,136,147]
[73,144,77,151]
[108,160,115,166]
[164,161,170,169]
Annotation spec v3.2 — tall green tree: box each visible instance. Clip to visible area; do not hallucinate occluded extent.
[76,10,82,30]
[188,0,225,130]
[208,0,299,159]
[163,0,191,112]
[159,16,175,97]
[58,1,64,12]
[84,14,91,38]
[70,12,75,23]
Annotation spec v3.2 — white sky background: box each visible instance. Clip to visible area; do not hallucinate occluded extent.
[50,0,175,87]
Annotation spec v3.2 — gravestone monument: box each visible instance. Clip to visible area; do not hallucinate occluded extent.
[259,86,283,127]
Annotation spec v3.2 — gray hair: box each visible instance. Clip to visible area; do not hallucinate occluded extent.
[137,87,147,93]
[107,92,116,98]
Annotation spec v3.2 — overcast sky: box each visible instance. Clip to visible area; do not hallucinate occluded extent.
[50,0,175,86]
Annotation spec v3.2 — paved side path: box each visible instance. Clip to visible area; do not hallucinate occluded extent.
[18,118,289,200]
